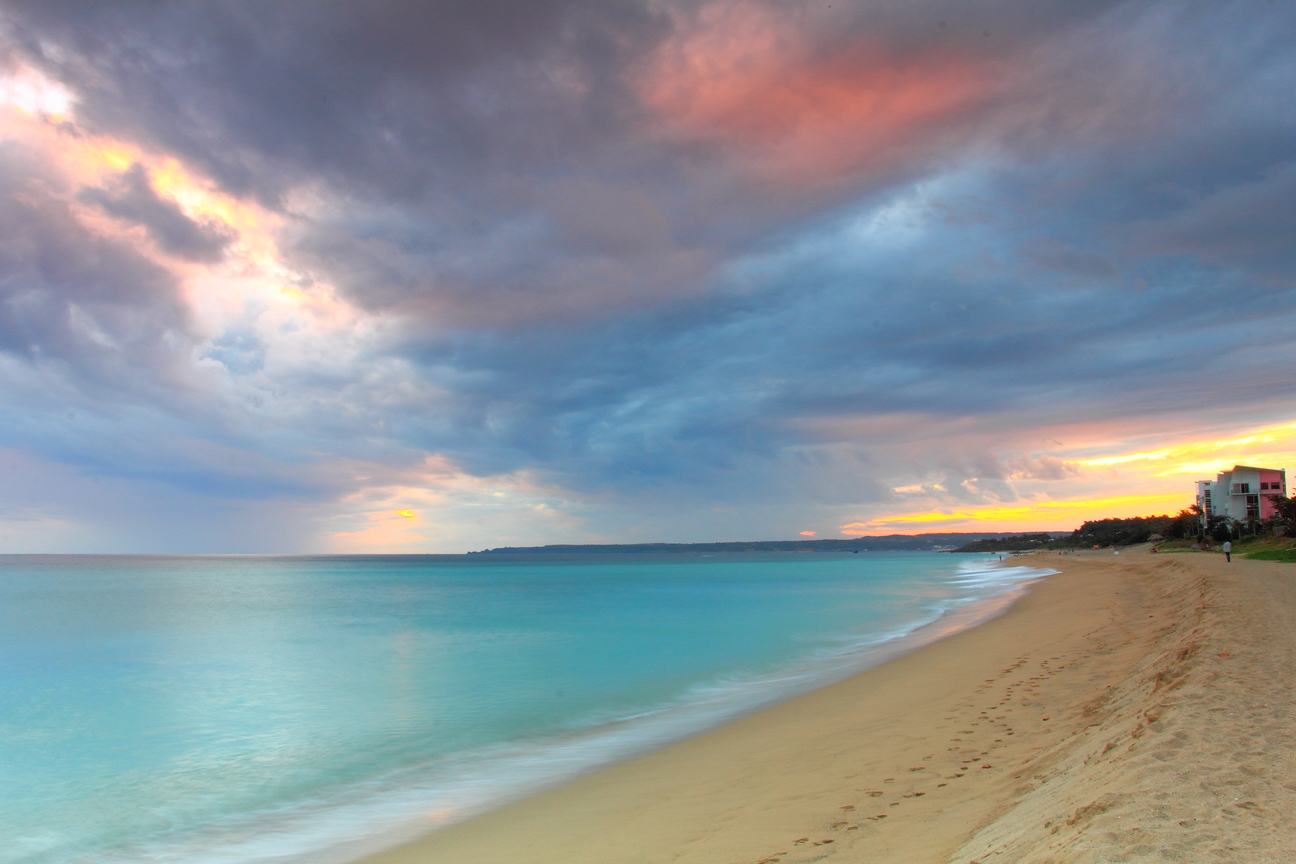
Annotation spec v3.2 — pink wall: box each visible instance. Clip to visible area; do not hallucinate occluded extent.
[1259,469,1287,520]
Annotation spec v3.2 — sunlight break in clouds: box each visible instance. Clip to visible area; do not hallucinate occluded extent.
[0,71,367,357]
[325,457,590,553]
[0,60,560,551]
[0,63,73,117]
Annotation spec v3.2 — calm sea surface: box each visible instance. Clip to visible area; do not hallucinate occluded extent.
[0,552,1051,864]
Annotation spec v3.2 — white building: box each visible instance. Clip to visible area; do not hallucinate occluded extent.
[1195,464,1287,525]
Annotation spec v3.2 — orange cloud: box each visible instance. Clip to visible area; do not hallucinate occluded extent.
[1074,421,1296,477]
[799,530,816,536]
[832,414,1296,538]
[332,509,427,547]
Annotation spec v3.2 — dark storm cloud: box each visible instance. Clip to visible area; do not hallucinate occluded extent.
[3,0,668,201]
[78,163,236,262]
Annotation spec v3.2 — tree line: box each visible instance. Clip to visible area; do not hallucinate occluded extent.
[1051,499,1296,548]
[955,495,1296,551]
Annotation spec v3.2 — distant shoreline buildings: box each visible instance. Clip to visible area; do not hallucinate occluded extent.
[1195,464,1287,525]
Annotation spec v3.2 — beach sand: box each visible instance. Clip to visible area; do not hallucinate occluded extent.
[356,550,1296,864]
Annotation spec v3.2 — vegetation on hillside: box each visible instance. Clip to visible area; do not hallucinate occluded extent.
[949,534,1056,553]
[1059,498,1296,549]
[953,493,1296,555]
[1064,513,1192,547]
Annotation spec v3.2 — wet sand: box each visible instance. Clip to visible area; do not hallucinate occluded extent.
[355,550,1296,864]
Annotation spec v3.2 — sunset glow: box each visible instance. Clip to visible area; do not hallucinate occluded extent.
[842,417,1296,535]
[841,494,1189,535]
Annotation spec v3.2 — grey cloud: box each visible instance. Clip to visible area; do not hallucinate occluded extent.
[1019,237,1118,280]
[542,179,673,257]
[1004,455,1082,482]
[1127,158,1296,279]
[0,146,191,384]
[5,0,669,202]
[381,168,1296,498]
[288,196,715,327]
[79,163,236,262]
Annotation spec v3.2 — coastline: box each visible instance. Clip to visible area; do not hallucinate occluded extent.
[354,549,1296,864]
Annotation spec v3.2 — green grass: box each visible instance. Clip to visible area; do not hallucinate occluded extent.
[1244,548,1296,562]
[1152,535,1296,559]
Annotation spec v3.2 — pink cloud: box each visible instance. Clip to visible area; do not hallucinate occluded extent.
[641,5,998,187]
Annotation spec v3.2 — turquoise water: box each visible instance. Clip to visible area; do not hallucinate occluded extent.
[0,552,1050,864]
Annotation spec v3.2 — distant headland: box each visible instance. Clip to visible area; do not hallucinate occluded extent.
[467,533,1070,555]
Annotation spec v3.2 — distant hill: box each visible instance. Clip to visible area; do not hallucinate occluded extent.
[469,533,1070,555]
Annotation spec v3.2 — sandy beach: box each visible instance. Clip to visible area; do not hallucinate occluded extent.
[356,550,1296,864]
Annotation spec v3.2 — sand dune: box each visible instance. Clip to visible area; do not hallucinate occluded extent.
[356,551,1296,864]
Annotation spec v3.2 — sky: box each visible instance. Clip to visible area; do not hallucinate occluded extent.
[0,0,1294,553]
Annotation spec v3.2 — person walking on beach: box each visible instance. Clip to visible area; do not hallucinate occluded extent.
[1223,540,1232,563]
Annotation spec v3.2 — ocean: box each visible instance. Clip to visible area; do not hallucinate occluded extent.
[0,552,1052,864]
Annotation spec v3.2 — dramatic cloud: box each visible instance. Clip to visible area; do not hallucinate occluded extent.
[79,163,237,262]
[0,143,191,384]
[0,0,1294,551]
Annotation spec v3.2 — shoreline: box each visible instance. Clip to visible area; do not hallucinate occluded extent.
[288,557,1052,864]
[354,549,1296,863]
